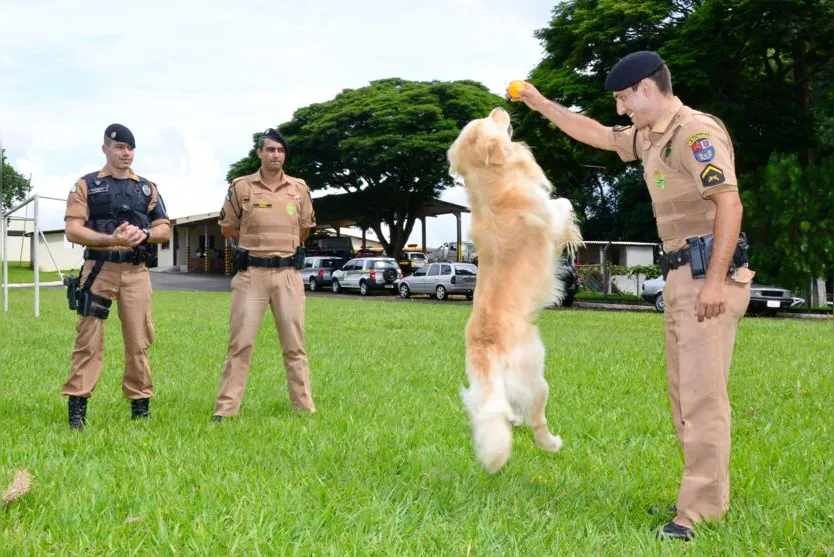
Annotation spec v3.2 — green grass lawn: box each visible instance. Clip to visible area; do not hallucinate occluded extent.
[1,288,831,555]
[1,261,74,284]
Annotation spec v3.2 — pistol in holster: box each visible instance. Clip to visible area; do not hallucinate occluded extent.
[687,232,750,279]
[64,275,79,311]
[293,246,307,270]
[64,265,112,319]
[231,245,249,274]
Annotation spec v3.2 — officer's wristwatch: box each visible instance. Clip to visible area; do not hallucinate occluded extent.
[141,228,151,245]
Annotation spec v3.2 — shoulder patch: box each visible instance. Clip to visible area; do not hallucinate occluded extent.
[687,132,715,163]
[700,164,725,187]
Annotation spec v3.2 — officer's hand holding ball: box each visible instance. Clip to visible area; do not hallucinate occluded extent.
[506,80,547,113]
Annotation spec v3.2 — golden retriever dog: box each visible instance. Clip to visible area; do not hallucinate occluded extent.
[447,107,583,474]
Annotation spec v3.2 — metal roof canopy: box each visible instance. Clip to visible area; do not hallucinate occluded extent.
[170,195,469,229]
[310,192,469,230]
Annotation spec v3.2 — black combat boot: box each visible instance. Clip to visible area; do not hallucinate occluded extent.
[131,398,150,420]
[68,396,88,431]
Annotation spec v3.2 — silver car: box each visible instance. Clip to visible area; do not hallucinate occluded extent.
[398,262,477,300]
[300,256,345,292]
[331,257,402,295]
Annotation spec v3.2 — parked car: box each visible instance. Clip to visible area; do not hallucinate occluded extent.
[559,264,579,307]
[331,257,402,295]
[398,262,477,300]
[397,247,428,275]
[300,256,345,291]
[641,276,666,312]
[641,275,805,315]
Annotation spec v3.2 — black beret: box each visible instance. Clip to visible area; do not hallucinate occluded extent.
[604,51,665,91]
[104,123,135,148]
[261,128,290,157]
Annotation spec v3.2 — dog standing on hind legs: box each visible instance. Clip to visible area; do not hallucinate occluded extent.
[447,107,583,473]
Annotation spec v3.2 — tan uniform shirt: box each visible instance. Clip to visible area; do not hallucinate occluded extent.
[219,170,316,257]
[608,97,738,251]
[64,169,169,251]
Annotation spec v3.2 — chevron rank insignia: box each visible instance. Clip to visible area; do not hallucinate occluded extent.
[700,164,725,187]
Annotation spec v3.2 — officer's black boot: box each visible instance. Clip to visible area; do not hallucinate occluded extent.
[131,398,150,420]
[68,396,88,431]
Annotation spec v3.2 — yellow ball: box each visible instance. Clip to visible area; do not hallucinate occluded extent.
[506,80,526,99]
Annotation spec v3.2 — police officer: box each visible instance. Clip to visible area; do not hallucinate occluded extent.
[513,52,754,540]
[212,128,316,420]
[62,123,170,430]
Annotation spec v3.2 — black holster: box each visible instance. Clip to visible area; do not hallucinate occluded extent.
[293,246,306,270]
[65,261,113,319]
[64,275,79,311]
[231,246,249,274]
[661,232,750,280]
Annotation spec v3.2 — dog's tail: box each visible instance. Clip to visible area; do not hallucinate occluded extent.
[461,376,514,474]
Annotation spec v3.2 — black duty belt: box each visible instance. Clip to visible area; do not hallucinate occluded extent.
[248,255,296,268]
[660,248,690,271]
[84,249,142,264]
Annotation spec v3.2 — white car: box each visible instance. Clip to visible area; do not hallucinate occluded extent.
[330,257,402,296]
[641,276,666,312]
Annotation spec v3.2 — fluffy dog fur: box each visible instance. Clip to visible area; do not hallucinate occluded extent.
[447,107,583,474]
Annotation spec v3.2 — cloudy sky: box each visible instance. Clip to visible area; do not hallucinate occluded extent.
[1,0,557,247]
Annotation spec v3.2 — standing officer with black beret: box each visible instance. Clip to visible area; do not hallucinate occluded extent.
[512,52,753,540]
[211,128,317,421]
[62,123,170,430]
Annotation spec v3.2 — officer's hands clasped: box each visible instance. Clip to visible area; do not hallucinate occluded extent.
[111,222,146,247]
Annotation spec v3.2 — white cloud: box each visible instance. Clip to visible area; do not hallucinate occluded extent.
[1,0,555,246]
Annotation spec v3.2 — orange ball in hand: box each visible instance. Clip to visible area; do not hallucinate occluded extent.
[506,80,526,99]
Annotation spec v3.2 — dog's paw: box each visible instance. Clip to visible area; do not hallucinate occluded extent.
[534,430,563,453]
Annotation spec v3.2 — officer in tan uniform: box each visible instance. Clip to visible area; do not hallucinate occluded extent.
[513,51,753,540]
[212,128,316,421]
[62,123,171,430]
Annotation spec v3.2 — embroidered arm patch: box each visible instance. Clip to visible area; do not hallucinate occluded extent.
[700,164,725,187]
[687,132,715,162]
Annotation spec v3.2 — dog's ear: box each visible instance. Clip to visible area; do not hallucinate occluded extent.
[480,138,507,166]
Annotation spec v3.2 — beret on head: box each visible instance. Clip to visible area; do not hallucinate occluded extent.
[604,51,665,92]
[104,123,135,148]
[261,128,290,158]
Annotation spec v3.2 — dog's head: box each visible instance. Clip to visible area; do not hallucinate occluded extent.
[448,108,549,193]
[447,107,515,177]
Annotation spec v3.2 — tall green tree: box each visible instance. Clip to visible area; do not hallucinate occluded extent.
[514,0,834,286]
[228,78,505,257]
[1,150,31,213]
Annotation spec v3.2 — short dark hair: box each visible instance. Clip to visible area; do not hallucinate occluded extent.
[633,64,673,96]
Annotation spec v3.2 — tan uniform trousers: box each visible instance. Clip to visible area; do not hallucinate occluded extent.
[663,266,750,529]
[214,267,314,416]
[62,260,155,400]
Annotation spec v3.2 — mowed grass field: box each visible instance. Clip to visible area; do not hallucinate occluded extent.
[0,287,831,555]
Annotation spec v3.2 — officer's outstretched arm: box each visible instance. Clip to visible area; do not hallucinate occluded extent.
[513,82,616,151]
